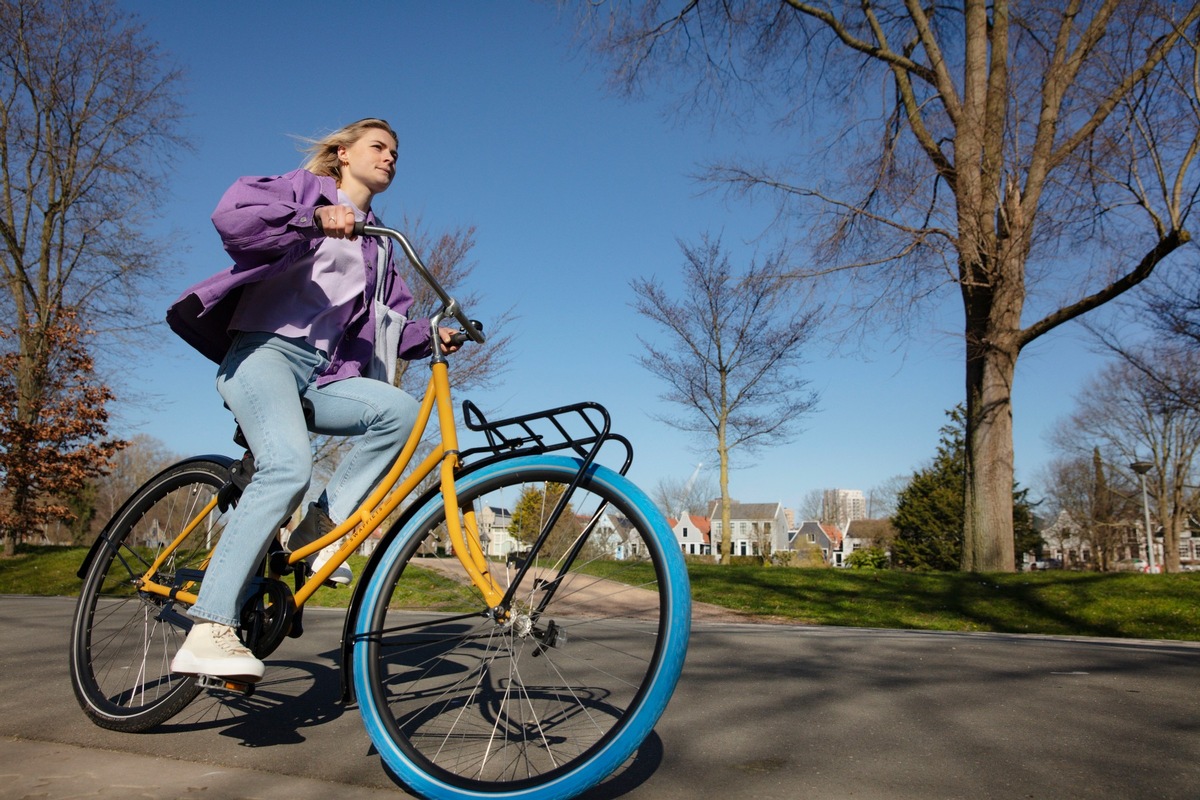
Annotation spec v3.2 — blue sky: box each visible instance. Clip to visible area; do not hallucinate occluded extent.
[113,0,1114,515]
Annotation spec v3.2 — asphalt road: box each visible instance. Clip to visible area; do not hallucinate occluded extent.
[1,595,1197,799]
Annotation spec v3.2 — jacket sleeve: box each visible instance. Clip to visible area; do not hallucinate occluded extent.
[211,169,332,270]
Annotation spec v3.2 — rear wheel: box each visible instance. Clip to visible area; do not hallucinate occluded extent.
[353,455,690,800]
[69,458,233,732]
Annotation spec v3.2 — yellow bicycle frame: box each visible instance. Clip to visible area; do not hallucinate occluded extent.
[136,358,507,612]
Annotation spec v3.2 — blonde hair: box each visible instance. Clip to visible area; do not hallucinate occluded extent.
[301,118,398,181]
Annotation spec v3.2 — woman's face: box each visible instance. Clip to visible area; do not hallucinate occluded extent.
[339,128,398,197]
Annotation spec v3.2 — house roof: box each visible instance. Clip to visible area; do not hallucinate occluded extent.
[819,522,844,547]
[668,514,712,535]
[844,518,896,541]
[706,501,782,520]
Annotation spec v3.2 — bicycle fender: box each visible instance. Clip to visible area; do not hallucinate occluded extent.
[75,455,235,579]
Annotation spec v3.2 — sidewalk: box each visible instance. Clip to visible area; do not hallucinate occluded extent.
[0,737,412,800]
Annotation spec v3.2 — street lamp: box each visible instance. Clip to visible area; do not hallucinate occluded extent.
[1129,461,1157,574]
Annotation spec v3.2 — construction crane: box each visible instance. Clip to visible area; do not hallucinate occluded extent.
[673,462,704,522]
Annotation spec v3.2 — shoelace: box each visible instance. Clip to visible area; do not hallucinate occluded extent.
[212,627,252,656]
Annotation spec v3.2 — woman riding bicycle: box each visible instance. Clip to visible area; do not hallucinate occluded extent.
[165,118,460,682]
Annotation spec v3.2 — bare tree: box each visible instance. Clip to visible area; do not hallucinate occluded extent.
[1040,448,1137,570]
[632,233,820,564]
[574,1,1200,571]
[652,465,715,519]
[0,0,186,529]
[797,488,824,521]
[389,215,515,397]
[1052,349,1200,571]
[91,433,179,526]
[867,474,908,519]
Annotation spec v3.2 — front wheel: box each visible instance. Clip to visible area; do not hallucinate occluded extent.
[352,455,691,800]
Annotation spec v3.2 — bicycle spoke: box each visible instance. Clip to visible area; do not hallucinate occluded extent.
[71,459,232,732]
[356,456,690,798]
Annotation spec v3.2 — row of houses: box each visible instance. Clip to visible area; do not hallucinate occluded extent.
[1038,510,1200,571]
[472,499,885,567]
[471,495,1200,570]
[666,502,889,566]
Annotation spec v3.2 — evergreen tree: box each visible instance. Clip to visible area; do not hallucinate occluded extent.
[891,409,967,570]
[892,406,1038,571]
[508,483,582,561]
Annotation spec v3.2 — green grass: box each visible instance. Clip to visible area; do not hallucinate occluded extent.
[2,547,476,613]
[6,545,1200,641]
[683,564,1200,640]
[584,560,1200,641]
[0,545,95,597]
[303,555,479,612]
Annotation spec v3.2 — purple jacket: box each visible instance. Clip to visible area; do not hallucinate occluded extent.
[166,169,431,385]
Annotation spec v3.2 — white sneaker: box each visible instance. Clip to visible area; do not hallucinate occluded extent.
[171,622,265,682]
[312,544,352,586]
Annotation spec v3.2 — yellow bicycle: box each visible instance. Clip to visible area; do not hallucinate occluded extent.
[68,224,691,800]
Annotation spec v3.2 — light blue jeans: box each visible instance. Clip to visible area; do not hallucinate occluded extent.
[189,332,419,627]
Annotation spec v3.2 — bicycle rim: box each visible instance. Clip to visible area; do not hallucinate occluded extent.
[69,458,232,731]
[353,455,690,800]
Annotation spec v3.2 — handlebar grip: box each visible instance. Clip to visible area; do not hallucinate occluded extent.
[353,220,367,237]
[447,320,485,348]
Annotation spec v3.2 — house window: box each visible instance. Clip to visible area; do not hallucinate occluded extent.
[682,527,689,538]
[807,533,815,543]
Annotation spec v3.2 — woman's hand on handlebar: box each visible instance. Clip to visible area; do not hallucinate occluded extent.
[318,205,358,239]
[439,326,463,354]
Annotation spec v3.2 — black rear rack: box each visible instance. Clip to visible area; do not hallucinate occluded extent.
[459,399,633,477]
[458,398,636,614]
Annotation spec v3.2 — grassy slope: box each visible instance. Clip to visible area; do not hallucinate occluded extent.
[5,546,1198,641]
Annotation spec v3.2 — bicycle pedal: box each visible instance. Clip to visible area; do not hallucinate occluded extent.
[197,674,257,696]
[533,620,566,657]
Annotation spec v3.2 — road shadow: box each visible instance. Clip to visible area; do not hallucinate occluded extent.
[156,648,347,747]
[373,729,666,799]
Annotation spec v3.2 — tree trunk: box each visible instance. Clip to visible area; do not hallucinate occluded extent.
[717,416,732,566]
[963,356,1017,572]
[962,249,1021,572]
[1163,488,1183,573]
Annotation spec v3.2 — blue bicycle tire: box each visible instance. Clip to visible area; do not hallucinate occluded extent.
[352,454,690,800]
